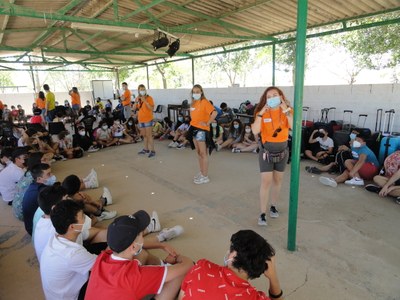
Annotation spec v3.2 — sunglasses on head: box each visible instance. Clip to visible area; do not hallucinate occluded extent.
[272,127,282,137]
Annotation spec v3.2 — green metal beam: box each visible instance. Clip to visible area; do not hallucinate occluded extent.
[121,0,167,20]
[113,0,119,20]
[288,0,308,252]
[134,0,162,27]
[162,1,265,36]
[69,29,100,52]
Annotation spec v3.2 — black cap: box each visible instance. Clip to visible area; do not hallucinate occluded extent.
[107,210,150,253]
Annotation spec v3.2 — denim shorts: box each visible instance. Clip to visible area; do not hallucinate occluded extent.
[194,130,206,142]
[139,121,154,128]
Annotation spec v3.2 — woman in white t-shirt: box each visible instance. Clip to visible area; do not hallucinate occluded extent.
[305,127,334,163]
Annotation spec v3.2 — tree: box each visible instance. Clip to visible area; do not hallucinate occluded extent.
[0,71,14,92]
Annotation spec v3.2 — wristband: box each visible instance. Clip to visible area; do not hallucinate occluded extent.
[269,289,283,299]
[257,114,263,118]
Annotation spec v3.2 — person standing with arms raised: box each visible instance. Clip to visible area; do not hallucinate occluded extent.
[134,84,156,158]
[120,82,132,122]
[188,84,217,184]
[251,86,293,226]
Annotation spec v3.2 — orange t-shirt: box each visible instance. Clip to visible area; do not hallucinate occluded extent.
[137,95,154,123]
[0,100,4,110]
[190,98,215,131]
[70,92,81,106]
[36,98,46,109]
[121,89,132,106]
[259,108,291,143]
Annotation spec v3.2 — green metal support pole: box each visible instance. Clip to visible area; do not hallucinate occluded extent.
[272,43,276,86]
[287,0,308,252]
[115,68,120,98]
[192,58,195,85]
[146,65,150,89]
[28,55,37,95]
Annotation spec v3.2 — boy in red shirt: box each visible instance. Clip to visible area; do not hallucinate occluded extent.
[85,211,193,300]
[179,230,283,300]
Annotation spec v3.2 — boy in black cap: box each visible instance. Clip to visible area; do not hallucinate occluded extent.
[85,211,193,300]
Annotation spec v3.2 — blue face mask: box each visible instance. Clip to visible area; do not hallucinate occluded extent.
[349,133,356,140]
[192,93,201,100]
[267,96,281,108]
[44,175,57,186]
[233,124,239,129]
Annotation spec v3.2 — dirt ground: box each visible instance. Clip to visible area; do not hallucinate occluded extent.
[1,140,399,299]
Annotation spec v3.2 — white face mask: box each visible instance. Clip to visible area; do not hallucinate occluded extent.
[139,90,146,96]
[102,125,108,130]
[79,131,86,136]
[352,140,362,148]
[72,223,85,233]
[223,251,233,267]
[192,93,201,100]
[134,242,144,256]
[245,128,251,133]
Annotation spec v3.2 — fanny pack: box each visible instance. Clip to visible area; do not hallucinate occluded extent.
[262,148,287,163]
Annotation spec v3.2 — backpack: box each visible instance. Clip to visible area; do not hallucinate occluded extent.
[383,150,400,178]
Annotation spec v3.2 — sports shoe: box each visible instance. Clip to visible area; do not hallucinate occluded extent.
[102,187,112,205]
[147,211,161,233]
[168,141,178,148]
[365,184,382,194]
[148,151,156,158]
[194,172,202,180]
[258,213,267,226]
[252,148,258,154]
[345,177,365,186]
[270,206,279,218]
[157,225,184,242]
[176,144,186,149]
[232,148,241,153]
[97,210,117,221]
[305,166,322,174]
[216,144,222,151]
[319,176,338,187]
[138,149,149,155]
[194,175,210,184]
[84,170,99,189]
[396,197,400,205]
[87,146,99,153]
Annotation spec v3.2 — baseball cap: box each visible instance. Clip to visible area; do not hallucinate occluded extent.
[107,210,150,253]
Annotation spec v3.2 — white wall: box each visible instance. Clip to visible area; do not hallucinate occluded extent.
[146,84,400,132]
[1,84,399,132]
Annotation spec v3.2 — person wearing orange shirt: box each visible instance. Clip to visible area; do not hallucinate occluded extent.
[35,91,46,117]
[69,87,81,116]
[251,86,293,226]
[189,84,217,184]
[120,82,132,122]
[134,84,155,158]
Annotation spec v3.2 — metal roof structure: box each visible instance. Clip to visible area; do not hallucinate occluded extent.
[0,0,399,71]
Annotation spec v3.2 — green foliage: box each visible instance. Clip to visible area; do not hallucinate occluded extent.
[0,71,14,90]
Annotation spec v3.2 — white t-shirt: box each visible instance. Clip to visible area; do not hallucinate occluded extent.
[40,235,97,300]
[34,213,92,261]
[316,137,334,151]
[0,163,25,202]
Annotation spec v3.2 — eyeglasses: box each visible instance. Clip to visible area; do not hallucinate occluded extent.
[272,127,282,137]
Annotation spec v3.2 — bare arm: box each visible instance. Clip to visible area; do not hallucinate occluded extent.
[164,255,193,283]
[308,130,318,143]
[350,154,366,177]
[264,256,283,300]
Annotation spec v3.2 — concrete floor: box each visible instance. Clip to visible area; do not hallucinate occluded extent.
[1,140,399,300]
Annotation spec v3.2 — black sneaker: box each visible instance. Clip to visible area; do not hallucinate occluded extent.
[270,206,279,218]
[365,184,382,194]
[305,166,321,174]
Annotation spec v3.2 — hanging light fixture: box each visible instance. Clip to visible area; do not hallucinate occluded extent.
[166,39,180,57]
[151,32,169,51]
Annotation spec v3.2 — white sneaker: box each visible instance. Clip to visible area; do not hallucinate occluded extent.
[168,141,178,148]
[87,146,99,153]
[345,177,365,186]
[193,172,202,180]
[216,144,222,151]
[84,168,95,181]
[176,144,186,149]
[269,206,279,218]
[194,175,210,184]
[147,211,161,233]
[319,176,338,187]
[85,173,99,189]
[102,187,112,205]
[232,148,241,153]
[97,210,117,221]
[258,214,267,226]
[157,225,184,242]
